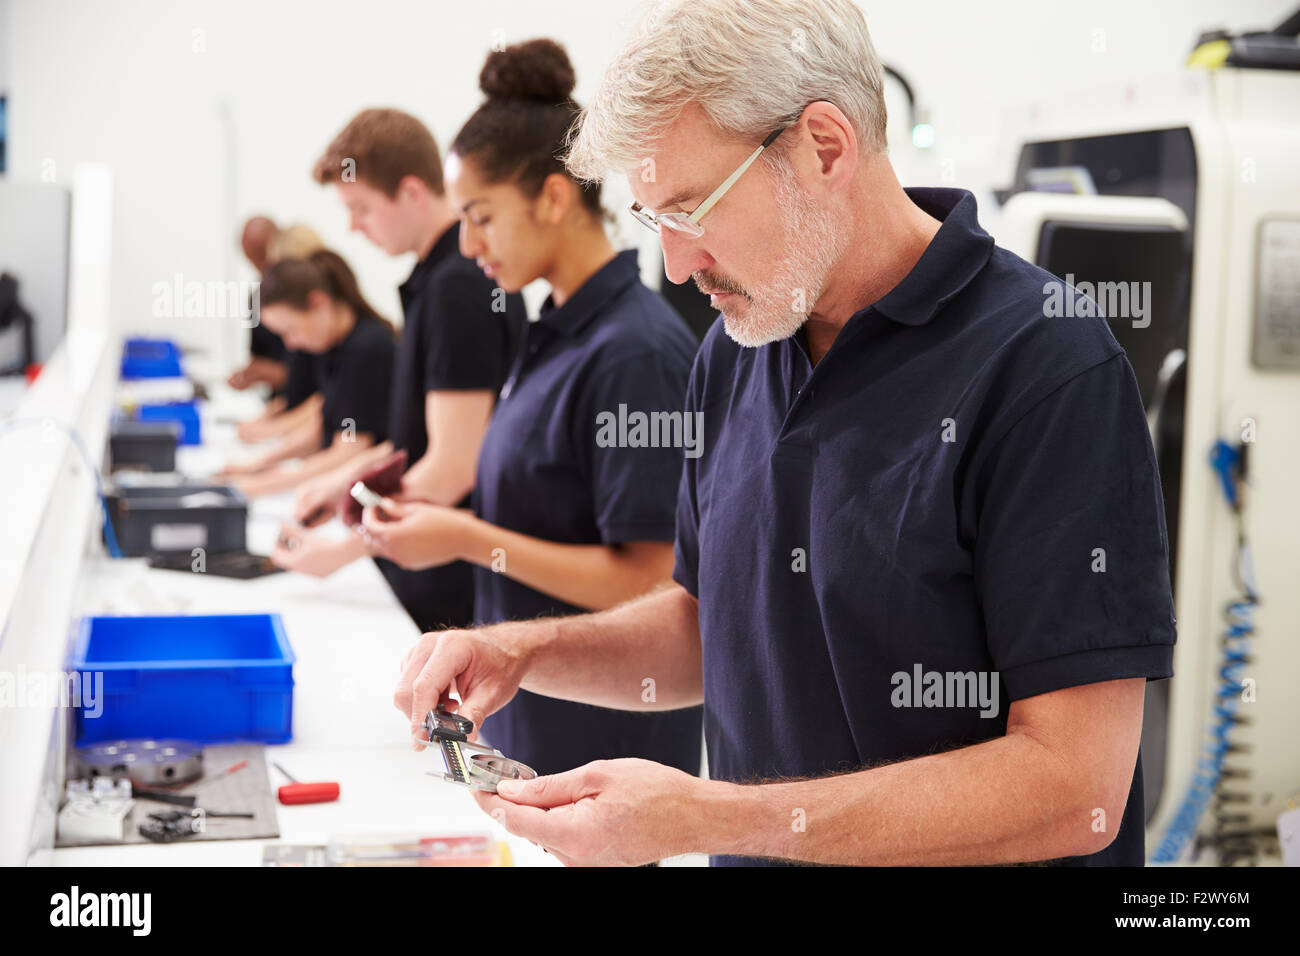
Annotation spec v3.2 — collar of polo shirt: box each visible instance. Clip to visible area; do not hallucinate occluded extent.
[401,220,463,302]
[536,248,641,338]
[865,188,995,327]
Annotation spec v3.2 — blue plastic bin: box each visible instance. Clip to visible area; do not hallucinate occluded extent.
[121,338,183,379]
[72,614,295,745]
[135,401,201,445]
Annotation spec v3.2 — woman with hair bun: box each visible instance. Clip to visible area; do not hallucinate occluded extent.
[219,249,396,499]
[364,39,703,793]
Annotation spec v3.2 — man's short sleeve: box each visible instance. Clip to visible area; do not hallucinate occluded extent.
[420,269,512,392]
[578,355,690,545]
[671,357,706,598]
[322,333,393,447]
[973,353,1177,701]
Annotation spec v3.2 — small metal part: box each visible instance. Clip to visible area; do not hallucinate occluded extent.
[76,739,204,786]
[468,753,536,787]
[139,810,202,843]
[132,788,197,808]
[415,709,536,793]
[350,481,384,510]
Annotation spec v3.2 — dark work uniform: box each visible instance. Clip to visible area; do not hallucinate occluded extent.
[673,188,1177,866]
[250,321,286,364]
[473,249,703,779]
[313,310,395,448]
[378,222,525,633]
[283,352,319,410]
[250,304,317,409]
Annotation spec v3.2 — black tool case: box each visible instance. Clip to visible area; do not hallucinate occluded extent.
[108,421,181,473]
[106,484,248,556]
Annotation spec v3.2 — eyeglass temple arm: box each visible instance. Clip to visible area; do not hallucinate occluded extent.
[687,127,786,224]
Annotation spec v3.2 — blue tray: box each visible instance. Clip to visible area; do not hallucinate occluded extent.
[72,614,295,745]
[121,337,183,379]
[135,401,201,445]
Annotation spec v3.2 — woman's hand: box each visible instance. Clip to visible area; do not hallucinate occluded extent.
[293,472,350,527]
[270,522,359,577]
[360,499,476,570]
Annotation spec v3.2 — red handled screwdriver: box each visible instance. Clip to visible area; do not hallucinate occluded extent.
[273,762,340,805]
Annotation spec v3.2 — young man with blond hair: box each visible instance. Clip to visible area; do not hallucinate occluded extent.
[274,108,524,637]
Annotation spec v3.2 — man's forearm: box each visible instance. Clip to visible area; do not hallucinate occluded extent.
[250,418,322,469]
[692,730,1114,865]
[511,584,704,712]
[325,440,393,490]
[401,447,474,507]
[258,394,322,438]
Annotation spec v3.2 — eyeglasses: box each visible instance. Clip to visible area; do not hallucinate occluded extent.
[629,126,787,239]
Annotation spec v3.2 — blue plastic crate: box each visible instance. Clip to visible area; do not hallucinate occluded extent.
[135,401,201,445]
[72,614,295,745]
[121,337,183,379]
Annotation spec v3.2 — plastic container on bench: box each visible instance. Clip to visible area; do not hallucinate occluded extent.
[133,401,201,445]
[71,613,295,745]
[108,420,181,473]
[105,483,247,557]
[120,338,183,379]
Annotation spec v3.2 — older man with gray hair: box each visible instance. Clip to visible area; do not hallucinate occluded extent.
[395,0,1175,867]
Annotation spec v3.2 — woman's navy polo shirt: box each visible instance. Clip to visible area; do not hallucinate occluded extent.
[673,188,1177,867]
[473,248,704,778]
[313,310,395,448]
[376,222,526,634]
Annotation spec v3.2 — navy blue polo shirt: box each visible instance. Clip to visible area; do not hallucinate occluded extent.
[376,222,526,633]
[473,248,704,778]
[314,310,395,449]
[673,187,1177,867]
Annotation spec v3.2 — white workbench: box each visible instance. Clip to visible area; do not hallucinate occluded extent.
[39,379,557,867]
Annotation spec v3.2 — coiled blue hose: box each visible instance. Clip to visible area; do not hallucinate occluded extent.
[1149,440,1255,864]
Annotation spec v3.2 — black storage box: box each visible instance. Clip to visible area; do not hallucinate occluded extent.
[108,421,181,473]
[106,484,248,556]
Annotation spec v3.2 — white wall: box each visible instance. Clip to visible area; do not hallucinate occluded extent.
[2,0,1294,365]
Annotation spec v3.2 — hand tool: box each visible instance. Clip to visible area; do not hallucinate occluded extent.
[414,709,536,793]
[272,763,340,804]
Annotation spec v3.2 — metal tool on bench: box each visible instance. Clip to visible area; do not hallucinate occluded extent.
[415,709,536,793]
[75,739,204,786]
[138,808,254,843]
[272,763,340,805]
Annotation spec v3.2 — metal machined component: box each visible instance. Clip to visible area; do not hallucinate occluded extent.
[75,739,204,787]
[415,709,536,793]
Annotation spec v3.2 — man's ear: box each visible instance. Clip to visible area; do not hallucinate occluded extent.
[306,289,332,312]
[395,174,429,206]
[799,101,859,192]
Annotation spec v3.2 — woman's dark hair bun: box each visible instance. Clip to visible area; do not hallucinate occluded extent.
[479,38,575,104]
